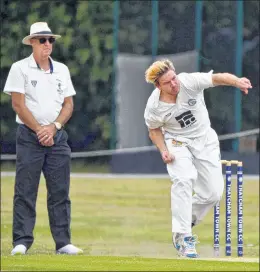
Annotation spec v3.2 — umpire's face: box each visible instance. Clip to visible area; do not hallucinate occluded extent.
[30,36,55,59]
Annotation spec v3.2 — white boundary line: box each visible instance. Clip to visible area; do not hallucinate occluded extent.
[1,172,259,180]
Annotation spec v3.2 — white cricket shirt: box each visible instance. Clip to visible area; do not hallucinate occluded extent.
[3,54,76,125]
[144,71,214,139]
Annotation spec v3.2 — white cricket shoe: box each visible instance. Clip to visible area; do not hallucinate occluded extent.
[172,232,183,251]
[56,244,83,255]
[11,244,27,255]
[178,235,199,258]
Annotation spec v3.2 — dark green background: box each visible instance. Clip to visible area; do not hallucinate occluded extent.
[1,0,259,153]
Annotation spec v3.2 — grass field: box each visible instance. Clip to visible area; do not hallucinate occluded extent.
[1,174,259,271]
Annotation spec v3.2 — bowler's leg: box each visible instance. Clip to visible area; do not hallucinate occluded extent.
[191,132,224,227]
[166,141,199,258]
[166,141,197,234]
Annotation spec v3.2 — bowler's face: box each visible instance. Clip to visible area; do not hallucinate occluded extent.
[157,70,180,96]
[30,36,54,58]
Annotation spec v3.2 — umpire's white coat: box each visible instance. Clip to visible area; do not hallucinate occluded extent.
[144,71,224,234]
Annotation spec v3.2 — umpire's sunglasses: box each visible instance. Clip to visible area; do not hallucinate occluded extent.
[33,37,56,44]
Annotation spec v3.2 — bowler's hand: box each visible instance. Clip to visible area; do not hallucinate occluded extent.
[37,124,56,146]
[161,150,175,164]
[235,77,252,95]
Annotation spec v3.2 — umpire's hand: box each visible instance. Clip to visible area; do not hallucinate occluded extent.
[37,124,56,146]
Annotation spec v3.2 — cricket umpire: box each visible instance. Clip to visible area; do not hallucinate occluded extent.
[3,22,83,255]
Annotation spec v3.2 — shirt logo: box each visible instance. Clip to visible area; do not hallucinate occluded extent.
[172,139,185,147]
[165,112,172,118]
[175,110,196,128]
[31,80,37,87]
[57,82,63,94]
[188,99,196,106]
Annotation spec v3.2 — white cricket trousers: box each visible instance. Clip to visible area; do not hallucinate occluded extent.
[165,128,224,234]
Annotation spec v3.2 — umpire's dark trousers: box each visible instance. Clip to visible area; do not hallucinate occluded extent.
[13,124,71,250]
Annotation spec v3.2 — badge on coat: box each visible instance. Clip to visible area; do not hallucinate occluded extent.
[188,99,196,106]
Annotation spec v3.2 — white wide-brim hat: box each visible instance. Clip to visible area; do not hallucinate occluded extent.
[22,22,61,45]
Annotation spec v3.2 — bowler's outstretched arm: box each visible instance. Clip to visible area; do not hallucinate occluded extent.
[212,73,252,94]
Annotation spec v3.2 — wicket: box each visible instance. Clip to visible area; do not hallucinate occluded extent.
[213,160,243,257]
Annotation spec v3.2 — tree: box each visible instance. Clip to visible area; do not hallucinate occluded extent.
[1,0,114,152]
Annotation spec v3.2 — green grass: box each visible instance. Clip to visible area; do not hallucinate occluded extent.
[1,256,259,271]
[1,175,259,271]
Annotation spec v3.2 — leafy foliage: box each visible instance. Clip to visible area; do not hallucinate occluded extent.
[201,0,259,141]
[1,0,113,152]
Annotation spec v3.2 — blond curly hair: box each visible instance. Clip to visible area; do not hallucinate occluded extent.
[145,59,175,84]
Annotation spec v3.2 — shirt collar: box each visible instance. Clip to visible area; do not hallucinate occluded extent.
[29,54,54,73]
[152,88,161,108]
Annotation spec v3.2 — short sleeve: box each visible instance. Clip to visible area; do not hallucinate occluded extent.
[64,66,76,97]
[144,107,163,129]
[180,70,214,95]
[3,63,25,95]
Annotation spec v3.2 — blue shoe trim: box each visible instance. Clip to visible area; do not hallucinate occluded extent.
[185,253,199,258]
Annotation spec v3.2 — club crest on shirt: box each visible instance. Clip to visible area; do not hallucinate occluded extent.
[57,82,63,94]
[188,99,196,106]
[31,80,37,87]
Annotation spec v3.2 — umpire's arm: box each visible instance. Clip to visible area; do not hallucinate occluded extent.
[54,96,74,127]
[11,92,42,133]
